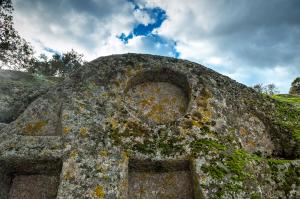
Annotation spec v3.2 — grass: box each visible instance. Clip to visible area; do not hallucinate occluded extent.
[271,94,300,143]
[272,94,300,110]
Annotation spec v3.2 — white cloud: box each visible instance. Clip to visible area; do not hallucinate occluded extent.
[134,9,154,25]
[13,0,136,59]
[139,0,300,93]
[11,0,300,93]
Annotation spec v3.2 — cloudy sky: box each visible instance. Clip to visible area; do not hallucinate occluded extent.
[13,0,300,93]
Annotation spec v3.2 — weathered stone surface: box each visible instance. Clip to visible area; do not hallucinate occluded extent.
[0,54,299,198]
[128,160,193,199]
[129,171,193,199]
[9,175,60,199]
[126,82,188,124]
[0,159,62,199]
[0,70,61,123]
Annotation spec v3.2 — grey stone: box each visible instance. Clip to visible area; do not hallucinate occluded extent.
[0,54,299,199]
[0,70,61,123]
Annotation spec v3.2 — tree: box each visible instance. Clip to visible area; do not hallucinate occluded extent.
[253,83,264,93]
[289,77,300,95]
[27,50,84,77]
[252,83,279,95]
[265,83,279,95]
[55,50,84,76]
[0,0,34,69]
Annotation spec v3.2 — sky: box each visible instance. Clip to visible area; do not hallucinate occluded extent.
[12,0,300,93]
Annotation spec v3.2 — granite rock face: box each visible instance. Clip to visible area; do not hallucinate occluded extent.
[0,70,61,123]
[0,54,299,199]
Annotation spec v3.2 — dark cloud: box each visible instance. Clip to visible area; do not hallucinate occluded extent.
[14,0,135,49]
[12,0,300,92]
[209,0,300,68]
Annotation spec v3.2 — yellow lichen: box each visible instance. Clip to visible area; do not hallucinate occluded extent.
[121,151,129,160]
[63,126,71,134]
[240,127,248,136]
[23,121,47,135]
[139,99,152,108]
[96,164,106,173]
[119,151,129,165]
[195,88,213,124]
[93,185,105,198]
[63,170,74,180]
[79,127,88,138]
[192,120,203,128]
[69,150,78,159]
[199,109,212,123]
[63,113,69,120]
[109,118,119,130]
[99,150,108,157]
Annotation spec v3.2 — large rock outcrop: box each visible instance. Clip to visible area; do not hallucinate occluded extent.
[0,70,61,124]
[0,54,299,199]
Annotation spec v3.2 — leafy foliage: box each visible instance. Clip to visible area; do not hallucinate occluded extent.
[26,50,84,77]
[252,83,279,95]
[0,0,34,69]
[0,1,84,76]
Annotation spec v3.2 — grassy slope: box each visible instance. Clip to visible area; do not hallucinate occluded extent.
[272,94,300,109]
[272,94,300,142]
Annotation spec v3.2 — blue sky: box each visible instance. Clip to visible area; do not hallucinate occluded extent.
[13,0,300,93]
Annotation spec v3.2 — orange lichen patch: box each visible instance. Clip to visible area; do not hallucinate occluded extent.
[22,121,48,135]
[246,139,257,148]
[194,88,213,124]
[240,127,248,136]
[79,127,88,138]
[139,99,152,108]
[127,82,188,123]
[93,185,105,198]
[124,120,150,136]
[63,126,71,134]
[147,104,164,121]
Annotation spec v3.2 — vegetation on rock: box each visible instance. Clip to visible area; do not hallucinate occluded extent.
[272,94,300,143]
